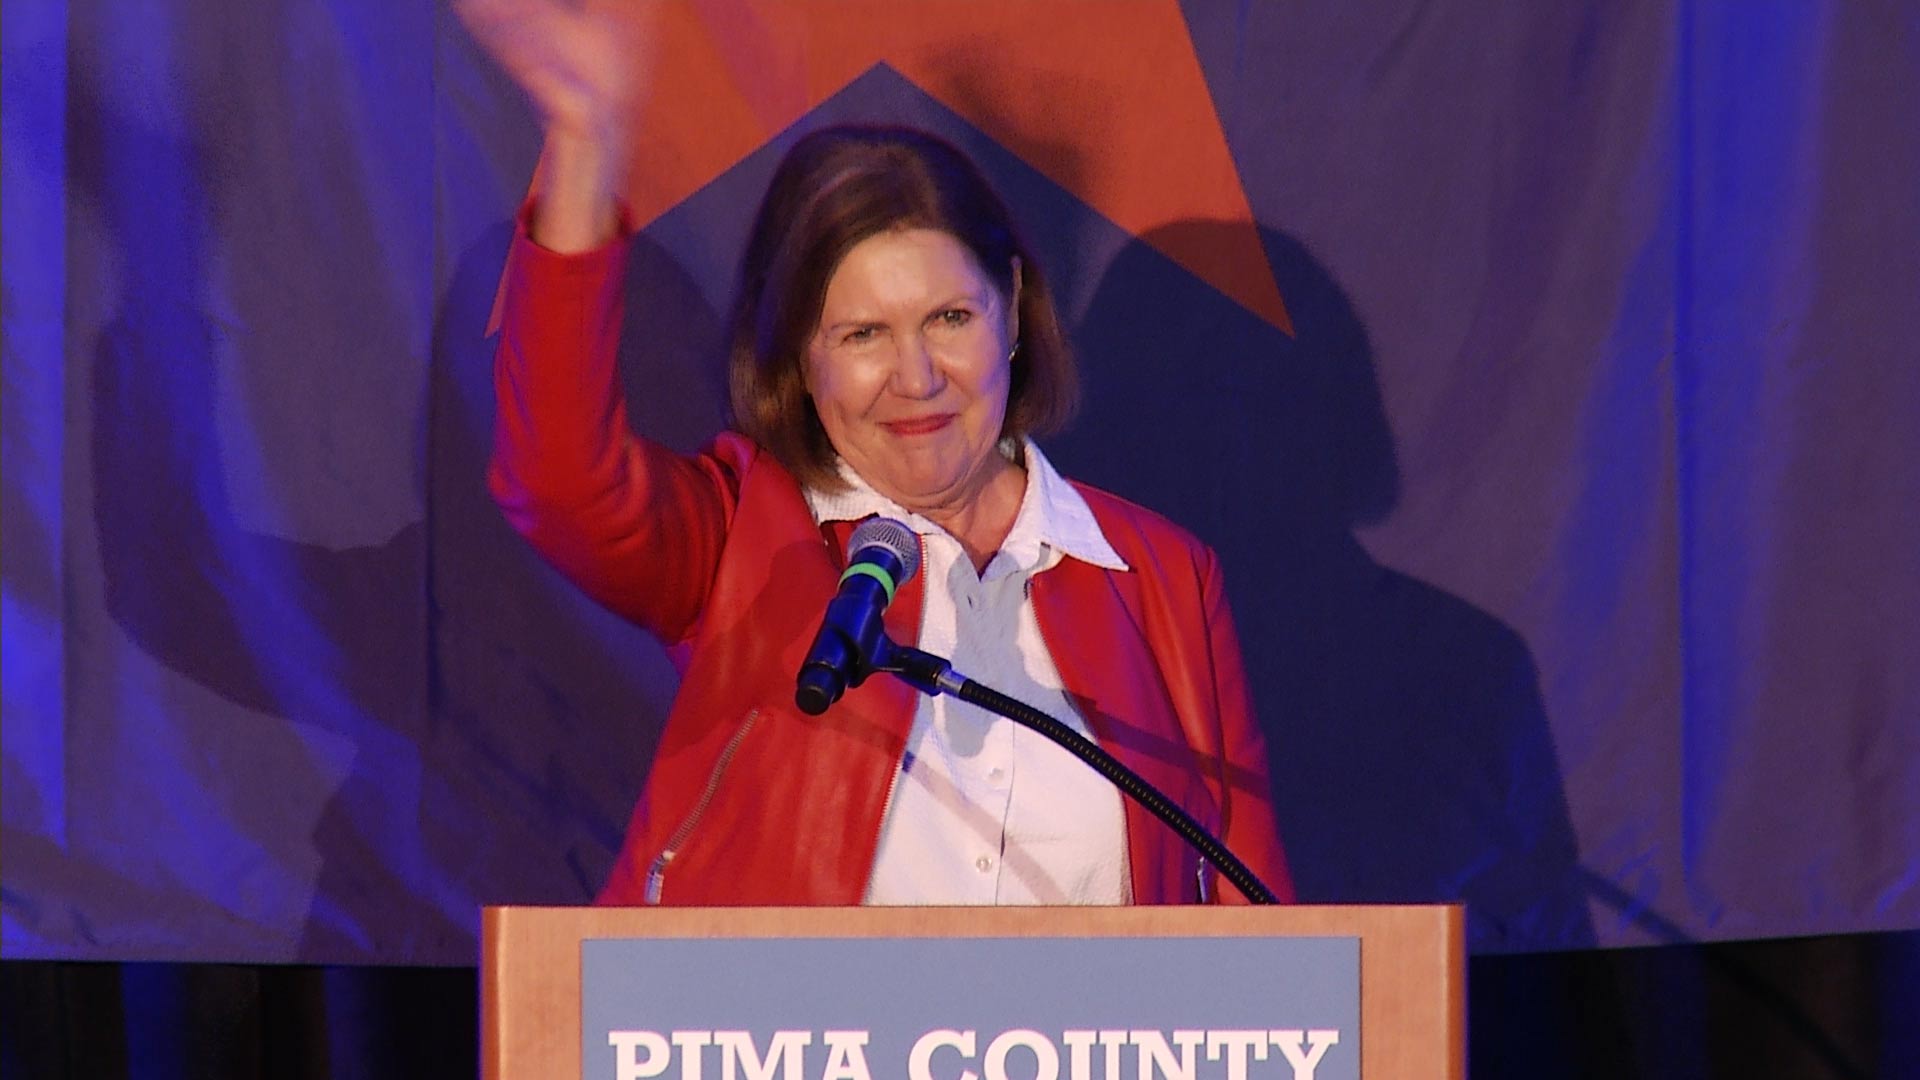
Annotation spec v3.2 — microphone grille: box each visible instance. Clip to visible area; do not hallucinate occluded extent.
[847,516,921,584]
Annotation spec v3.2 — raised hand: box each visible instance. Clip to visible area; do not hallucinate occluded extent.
[457,0,655,251]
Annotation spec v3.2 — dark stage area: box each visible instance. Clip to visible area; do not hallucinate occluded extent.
[6,930,1918,1079]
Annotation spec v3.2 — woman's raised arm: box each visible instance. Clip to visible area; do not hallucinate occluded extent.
[466,0,735,644]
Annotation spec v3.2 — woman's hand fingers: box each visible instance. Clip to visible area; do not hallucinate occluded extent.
[456,0,647,144]
[457,0,655,250]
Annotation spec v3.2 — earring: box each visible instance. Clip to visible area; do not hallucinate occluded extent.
[1007,342,1021,364]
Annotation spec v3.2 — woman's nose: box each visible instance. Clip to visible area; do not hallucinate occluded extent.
[890,335,943,398]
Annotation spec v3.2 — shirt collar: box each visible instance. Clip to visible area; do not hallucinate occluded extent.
[805,437,1130,574]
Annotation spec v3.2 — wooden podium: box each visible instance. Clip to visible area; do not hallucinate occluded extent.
[484,904,1464,1079]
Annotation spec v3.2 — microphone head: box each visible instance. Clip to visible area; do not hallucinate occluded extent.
[847,516,921,586]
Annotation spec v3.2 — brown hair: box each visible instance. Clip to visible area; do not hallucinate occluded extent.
[726,125,1077,490]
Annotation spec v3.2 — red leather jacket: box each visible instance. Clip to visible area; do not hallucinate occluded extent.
[488,224,1294,906]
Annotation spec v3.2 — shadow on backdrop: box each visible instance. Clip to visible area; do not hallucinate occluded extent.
[1055,220,1595,955]
[75,57,456,962]
[80,56,723,963]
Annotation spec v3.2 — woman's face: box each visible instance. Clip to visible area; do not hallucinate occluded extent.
[805,227,1019,512]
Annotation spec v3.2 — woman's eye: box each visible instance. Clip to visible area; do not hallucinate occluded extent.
[843,326,876,344]
[936,309,972,328]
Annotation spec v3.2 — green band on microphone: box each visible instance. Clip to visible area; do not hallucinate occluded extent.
[839,562,897,603]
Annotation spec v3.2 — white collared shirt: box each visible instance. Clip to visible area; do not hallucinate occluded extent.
[806,439,1135,905]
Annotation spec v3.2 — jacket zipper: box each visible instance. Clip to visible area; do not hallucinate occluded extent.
[644,708,760,905]
[1027,572,1170,903]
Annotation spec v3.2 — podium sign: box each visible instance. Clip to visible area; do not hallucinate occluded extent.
[583,934,1359,1079]
[484,906,1463,1080]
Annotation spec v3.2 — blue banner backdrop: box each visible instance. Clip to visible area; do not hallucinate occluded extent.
[3,1,1915,963]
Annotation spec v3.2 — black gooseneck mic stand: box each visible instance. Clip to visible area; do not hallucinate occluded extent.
[868,635,1280,905]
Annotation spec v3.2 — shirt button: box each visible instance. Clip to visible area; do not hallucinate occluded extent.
[988,767,1006,783]
[975,855,993,873]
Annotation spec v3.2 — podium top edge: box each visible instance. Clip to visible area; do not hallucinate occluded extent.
[483,903,1464,942]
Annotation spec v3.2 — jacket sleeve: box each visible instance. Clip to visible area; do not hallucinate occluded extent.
[1201,550,1298,904]
[486,208,739,646]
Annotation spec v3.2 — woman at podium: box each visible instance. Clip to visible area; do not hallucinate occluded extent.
[463,0,1293,907]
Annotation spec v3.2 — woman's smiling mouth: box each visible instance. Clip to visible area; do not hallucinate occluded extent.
[880,414,957,436]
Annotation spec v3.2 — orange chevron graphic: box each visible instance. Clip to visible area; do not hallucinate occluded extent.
[604,0,1290,333]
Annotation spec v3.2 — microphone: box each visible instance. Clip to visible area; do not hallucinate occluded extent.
[795,517,921,716]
